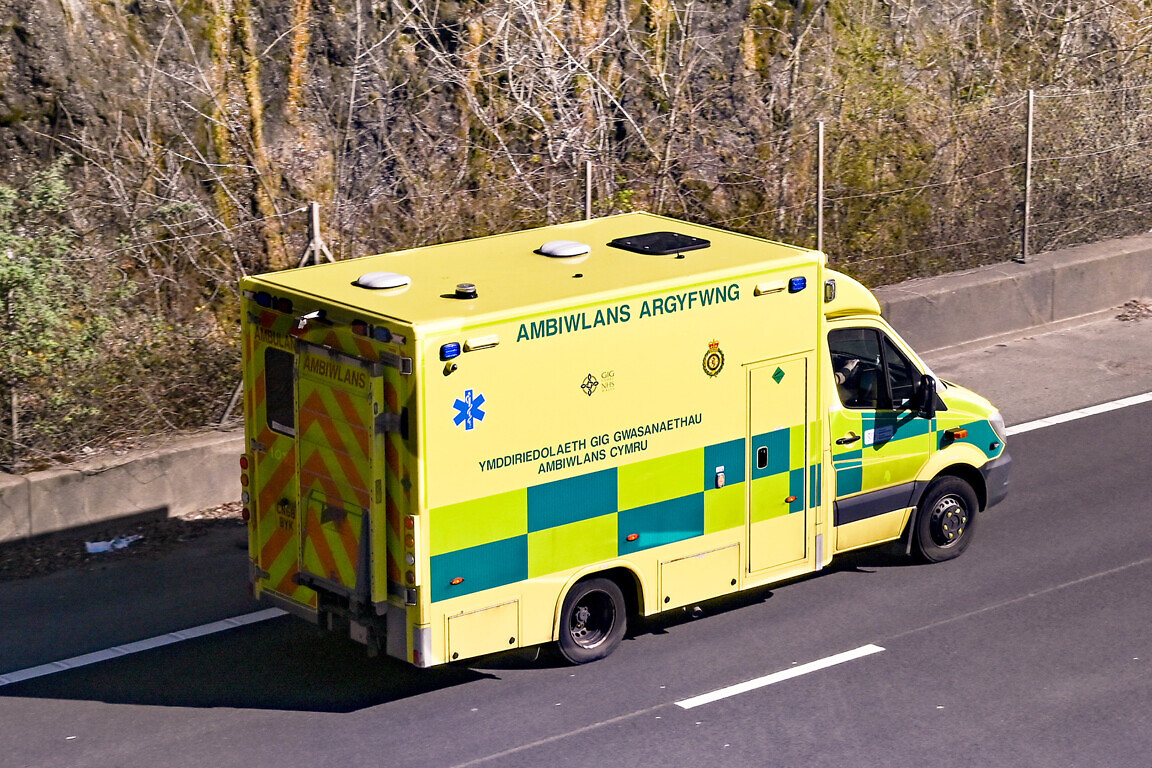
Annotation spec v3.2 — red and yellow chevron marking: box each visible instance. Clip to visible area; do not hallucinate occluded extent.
[321,329,378,361]
[300,496,360,585]
[256,429,310,601]
[299,390,372,492]
[255,309,295,336]
[245,310,415,611]
[297,369,373,592]
[245,336,314,607]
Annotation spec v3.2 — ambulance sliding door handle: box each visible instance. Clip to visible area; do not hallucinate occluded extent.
[836,433,861,445]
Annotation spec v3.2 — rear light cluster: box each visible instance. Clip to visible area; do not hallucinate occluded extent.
[240,454,251,521]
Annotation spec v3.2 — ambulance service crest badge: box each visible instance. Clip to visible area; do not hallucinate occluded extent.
[702,340,725,377]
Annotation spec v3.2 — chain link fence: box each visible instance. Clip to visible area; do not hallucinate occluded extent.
[346,85,1152,287]
[3,84,1150,471]
[1029,86,1152,256]
[813,85,1152,284]
[819,96,1030,284]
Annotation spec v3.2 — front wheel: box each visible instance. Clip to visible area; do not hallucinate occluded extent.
[913,477,979,563]
[556,577,627,664]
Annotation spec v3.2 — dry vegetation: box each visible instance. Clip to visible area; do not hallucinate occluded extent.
[0,0,1150,467]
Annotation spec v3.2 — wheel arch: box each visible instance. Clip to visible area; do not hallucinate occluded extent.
[900,462,988,555]
[917,462,988,512]
[550,563,646,642]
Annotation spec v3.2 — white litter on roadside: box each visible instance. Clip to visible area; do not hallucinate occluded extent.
[84,535,144,554]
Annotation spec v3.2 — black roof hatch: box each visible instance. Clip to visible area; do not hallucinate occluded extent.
[607,231,711,255]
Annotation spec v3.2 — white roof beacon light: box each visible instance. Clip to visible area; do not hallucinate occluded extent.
[354,271,412,290]
[538,240,591,258]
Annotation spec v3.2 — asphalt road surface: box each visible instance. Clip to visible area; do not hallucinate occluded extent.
[2,316,1150,768]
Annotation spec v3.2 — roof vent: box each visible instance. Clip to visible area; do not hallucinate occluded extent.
[354,271,411,290]
[608,231,710,255]
[538,240,591,258]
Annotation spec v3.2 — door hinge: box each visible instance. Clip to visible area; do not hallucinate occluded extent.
[376,408,409,438]
[379,351,414,374]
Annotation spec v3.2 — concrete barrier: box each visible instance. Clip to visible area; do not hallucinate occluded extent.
[0,430,242,545]
[875,233,1152,352]
[0,472,32,543]
[2,232,1151,545]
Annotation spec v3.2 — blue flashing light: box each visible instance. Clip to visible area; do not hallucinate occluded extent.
[254,291,272,308]
[789,276,807,293]
[440,342,462,361]
[373,326,393,343]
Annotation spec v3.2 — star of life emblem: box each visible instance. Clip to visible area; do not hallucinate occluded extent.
[452,389,486,430]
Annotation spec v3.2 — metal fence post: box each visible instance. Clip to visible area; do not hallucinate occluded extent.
[298,201,335,268]
[817,120,825,253]
[1016,89,1034,263]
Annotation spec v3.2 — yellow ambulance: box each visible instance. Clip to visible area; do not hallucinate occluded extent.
[239,212,1010,666]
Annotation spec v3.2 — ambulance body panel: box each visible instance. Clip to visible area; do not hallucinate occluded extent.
[240,212,1009,666]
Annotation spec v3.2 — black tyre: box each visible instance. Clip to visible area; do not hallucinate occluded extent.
[556,577,627,664]
[913,476,979,563]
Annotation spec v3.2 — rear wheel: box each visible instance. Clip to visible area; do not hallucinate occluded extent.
[557,577,626,664]
[914,477,979,563]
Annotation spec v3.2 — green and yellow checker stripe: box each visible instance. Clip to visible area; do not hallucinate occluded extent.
[428,428,806,603]
[937,418,1003,458]
[833,414,1002,498]
[833,414,932,496]
[750,424,807,519]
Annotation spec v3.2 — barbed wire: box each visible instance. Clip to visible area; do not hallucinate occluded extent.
[846,196,1152,268]
[1034,82,1152,99]
[1028,197,1152,233]
[845,231,1014,267]
[824,161,1025,204]
[1036,136,1152,165]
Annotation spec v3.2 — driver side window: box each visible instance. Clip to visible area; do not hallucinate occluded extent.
[829,328,881,409]
[883,336,918,410]
[829,328,921,411]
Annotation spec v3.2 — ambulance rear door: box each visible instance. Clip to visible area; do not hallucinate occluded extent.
[293,341,386,607]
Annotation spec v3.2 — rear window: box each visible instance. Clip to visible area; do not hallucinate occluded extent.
[265,348,295,436]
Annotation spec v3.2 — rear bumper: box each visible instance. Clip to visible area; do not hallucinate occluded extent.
[981,451,1012,510]
[258,589,318,623]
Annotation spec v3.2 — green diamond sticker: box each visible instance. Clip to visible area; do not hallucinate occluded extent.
[772,366,786,384]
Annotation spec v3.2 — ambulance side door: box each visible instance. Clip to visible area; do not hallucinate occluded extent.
[826,323,934,537]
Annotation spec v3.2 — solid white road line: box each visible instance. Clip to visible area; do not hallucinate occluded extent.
[0,608,285,687]
[1006,391,1152,436]
[675,644,886,709]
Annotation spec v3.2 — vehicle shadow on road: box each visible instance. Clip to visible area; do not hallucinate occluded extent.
[464,543,915,673]
[0,542,922,710]
[436,583,780,673]
[823,541,912,574]
[0,616,496,713]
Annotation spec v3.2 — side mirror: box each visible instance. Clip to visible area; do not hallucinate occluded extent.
[917,374,937,420]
